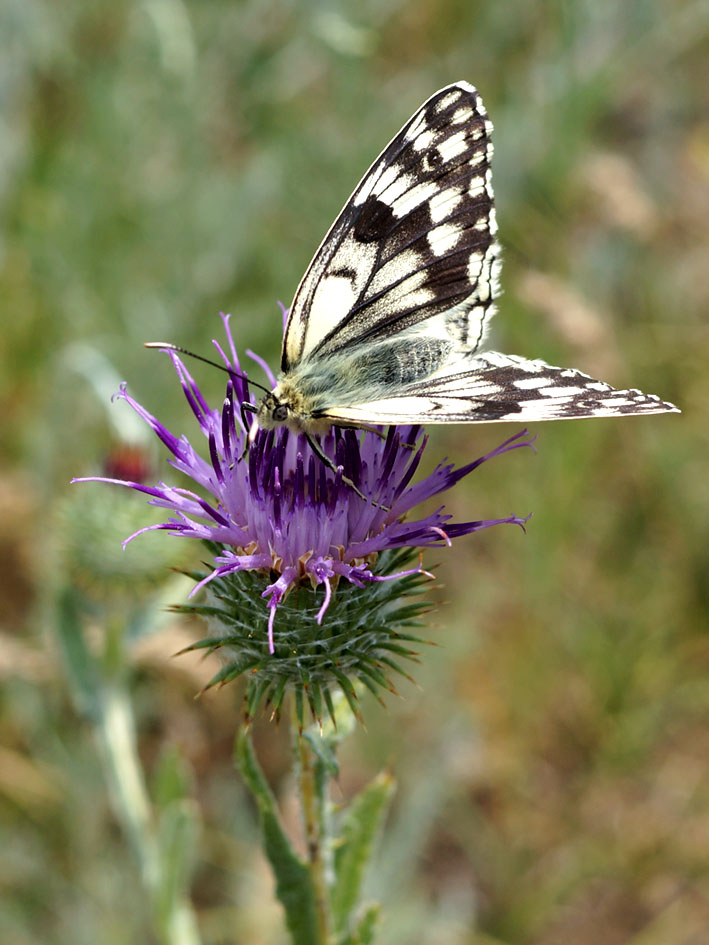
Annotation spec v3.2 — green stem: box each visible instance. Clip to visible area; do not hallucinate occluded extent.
[56,590,201,943]
[292,705,333,944]
[98,681,160,889]
[96,681,202,945]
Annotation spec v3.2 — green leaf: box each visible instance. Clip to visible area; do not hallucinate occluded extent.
[54,585,101,720]
[303,728,340,778]
[303,690,360,778]
[235,729,321,945]
[337,904,380,945]
[152,746,194,810]
[331,771,395,935]
[203,653,262,690]
[155,799,200,933]
[354,904,380,945]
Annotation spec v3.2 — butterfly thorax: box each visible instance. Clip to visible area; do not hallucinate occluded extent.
[258,333,461,436]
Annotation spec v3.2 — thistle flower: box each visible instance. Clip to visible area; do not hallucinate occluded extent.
[74,313,532,722]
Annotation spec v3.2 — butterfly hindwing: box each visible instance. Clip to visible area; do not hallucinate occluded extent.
[320,353,678,425]
[282,82,499,371]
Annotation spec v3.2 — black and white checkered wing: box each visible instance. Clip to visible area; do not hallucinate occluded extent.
[282,82,498,371]
[322,353,680,425]
[280,82,678,426]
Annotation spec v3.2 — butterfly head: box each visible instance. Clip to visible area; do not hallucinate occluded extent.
[256,391,290,429]
[253,379,309,435]
[250,376,334,444]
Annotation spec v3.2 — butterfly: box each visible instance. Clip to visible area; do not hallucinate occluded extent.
[251,80,678,456]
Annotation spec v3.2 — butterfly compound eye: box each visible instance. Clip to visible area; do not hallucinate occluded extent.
[272,404,289,422]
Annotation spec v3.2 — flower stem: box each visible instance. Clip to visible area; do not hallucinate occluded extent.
[55,588,202,944]
[98,681,160,889]
[292,704,333,945]
[97,679,202,945]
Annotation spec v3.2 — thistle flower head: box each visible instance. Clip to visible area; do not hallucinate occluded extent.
[74,313,532,722]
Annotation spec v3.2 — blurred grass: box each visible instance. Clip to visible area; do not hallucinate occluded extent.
[1,0,708,942]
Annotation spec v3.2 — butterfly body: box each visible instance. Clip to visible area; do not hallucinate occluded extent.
[256,333,460,433]
[251,81,677,439]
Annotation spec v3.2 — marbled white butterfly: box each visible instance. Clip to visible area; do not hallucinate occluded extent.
[252,81,677,445]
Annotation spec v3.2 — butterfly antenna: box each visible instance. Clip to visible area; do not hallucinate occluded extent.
[144,342,273,396]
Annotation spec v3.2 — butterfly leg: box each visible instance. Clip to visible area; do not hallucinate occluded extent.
[323,419,417,451]
[303,432,390,511]
[239,402,258,460]
[353,423,417,451]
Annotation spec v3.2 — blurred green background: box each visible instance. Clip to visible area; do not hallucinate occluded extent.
[2,0,707,942]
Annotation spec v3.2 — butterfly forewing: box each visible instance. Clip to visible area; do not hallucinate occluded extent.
[282,82,499,371]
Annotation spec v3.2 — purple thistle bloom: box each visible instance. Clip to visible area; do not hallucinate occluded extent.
[74,313,532,661]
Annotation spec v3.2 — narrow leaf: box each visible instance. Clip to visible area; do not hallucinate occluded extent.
[354,904,380,945]
[55,586,101,720]
[331,771,395,934]
[336,903,380,944]
[235,729,321,945]
[303,729,339,779]
[155,800,199,932]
